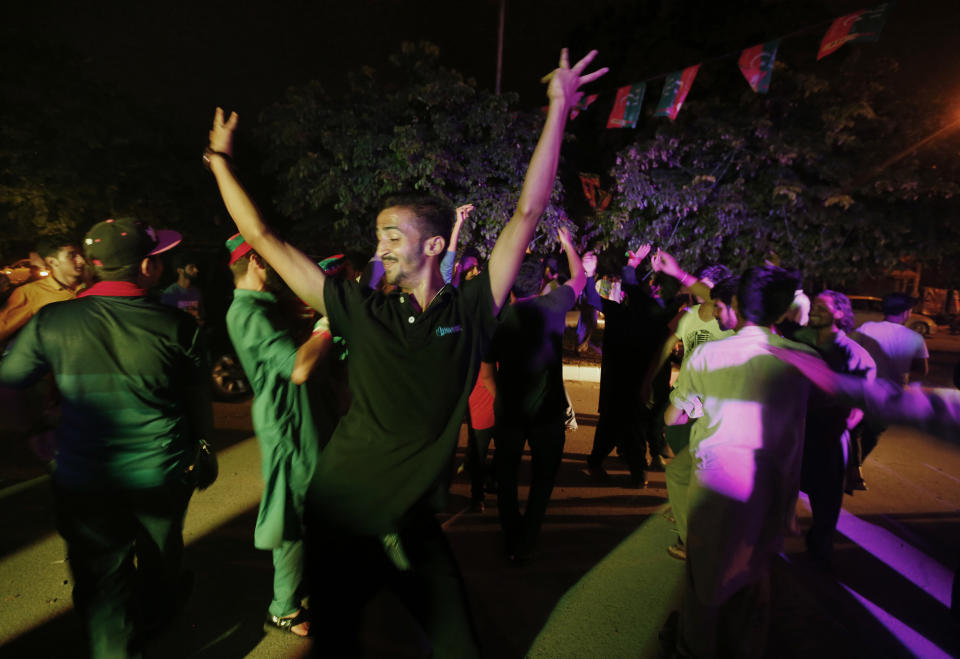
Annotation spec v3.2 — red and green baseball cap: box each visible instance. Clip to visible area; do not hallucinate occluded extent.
[84,218,182,268]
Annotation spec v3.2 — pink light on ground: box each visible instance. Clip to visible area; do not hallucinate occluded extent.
[840,584,953,659]
[797,492,953,607]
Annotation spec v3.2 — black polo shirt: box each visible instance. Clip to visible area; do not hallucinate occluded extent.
[310,270,497,534]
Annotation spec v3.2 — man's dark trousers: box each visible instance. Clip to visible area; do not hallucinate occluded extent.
[304,503,480,658]
[495,418,565,557]
[54,479,192,659]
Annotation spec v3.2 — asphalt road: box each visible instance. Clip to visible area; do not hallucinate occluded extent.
[1,345,958,658]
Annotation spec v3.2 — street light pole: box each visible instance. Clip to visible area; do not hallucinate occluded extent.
[495,0,505,95]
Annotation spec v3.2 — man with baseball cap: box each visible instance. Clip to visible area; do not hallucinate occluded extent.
[0,217,213,658]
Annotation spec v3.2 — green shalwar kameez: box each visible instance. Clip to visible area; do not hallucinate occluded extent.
[226,289,334,616]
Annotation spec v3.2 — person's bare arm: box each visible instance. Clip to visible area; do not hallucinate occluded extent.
[479,360,497,398]
[207,108,328,316]
[557,227,585,298]
[487,49,606,315]
[650,248,712,300]
[448,204,472,257]
[291,331,335,385]
[664,403,689,426]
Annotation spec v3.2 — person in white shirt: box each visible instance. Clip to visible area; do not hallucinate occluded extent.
[643,252,733,559]
[850,292,929,488]
[663,265,817,659]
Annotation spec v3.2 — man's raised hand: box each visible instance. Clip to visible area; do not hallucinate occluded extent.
[209,107,239,156]
[541,49,608,108]
[455,204,475,225]
[627,244,652,269]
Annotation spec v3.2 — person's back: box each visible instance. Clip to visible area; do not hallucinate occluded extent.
[492,285,574,423]
[855,319,926,383]
[20,292,202,489]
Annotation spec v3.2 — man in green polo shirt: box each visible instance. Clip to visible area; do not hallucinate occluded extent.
[205,48,606,656]
[224,233,339,637]
[0,217,212,658]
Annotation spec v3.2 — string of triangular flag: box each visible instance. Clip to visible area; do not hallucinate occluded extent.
[568,2,892,128]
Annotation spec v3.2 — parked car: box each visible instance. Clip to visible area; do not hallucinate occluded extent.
[848,295,937,336]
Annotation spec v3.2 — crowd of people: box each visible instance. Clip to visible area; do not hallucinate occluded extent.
[0,45,957,659]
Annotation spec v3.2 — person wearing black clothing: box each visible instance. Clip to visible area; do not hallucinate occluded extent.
[488,228,585,561]
[586,246,671,486]
[205,48,607,656]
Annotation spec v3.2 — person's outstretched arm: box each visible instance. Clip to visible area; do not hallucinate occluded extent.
[442,204,473,285]
[650,248,711,301]
[207,108,328,316]
[558,227,586,298]
[487,49,606,315]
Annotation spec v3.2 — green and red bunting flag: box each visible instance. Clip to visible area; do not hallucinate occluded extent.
[570,93,598,120]
[817,3,892,61]
[738,40,780,93]
[579,173,612,211]
[654,65,700,121]
[607,83,647,129]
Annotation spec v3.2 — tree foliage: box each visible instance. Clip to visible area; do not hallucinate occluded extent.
[0,37,214,263]
[595,54,960,285]
[258,42,568,256]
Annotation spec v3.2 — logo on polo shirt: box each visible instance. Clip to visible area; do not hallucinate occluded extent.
[435,324,463,337]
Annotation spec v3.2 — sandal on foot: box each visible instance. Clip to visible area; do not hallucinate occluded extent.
[265,610,311,637]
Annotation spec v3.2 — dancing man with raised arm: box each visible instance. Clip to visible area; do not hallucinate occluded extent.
[205,48,605,657]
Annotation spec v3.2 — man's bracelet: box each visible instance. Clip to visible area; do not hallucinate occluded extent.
[202,147,232,171]
[680,273,696,288]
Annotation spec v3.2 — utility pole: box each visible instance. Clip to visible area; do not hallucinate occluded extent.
[495,0,505,95]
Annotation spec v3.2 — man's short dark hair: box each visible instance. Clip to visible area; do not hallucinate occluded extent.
[819,290,855,332]
[882,292,917,317]
[695,263,732,286]
[710,275,740,306]
[380,194,454,245]
[512,258,544,299]
[36,235,75,260]
[737,266,800,326]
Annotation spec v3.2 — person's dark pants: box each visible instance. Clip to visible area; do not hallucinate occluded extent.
[854,416,886,464]
[465,425,495,502]
[304,506,480,658]
[54,480,193,659]
[589,396,647,480]
[575,304,598,347]
[496,418,565,556]
[801,431,848,561]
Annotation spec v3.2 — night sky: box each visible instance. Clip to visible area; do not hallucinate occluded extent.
[6,0,959,131]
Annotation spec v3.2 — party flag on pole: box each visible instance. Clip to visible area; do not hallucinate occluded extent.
[738,40,780,93]
[570,94,598,119]
[606,83,647,129]
[654,65,700,121]
[817,3,892,61]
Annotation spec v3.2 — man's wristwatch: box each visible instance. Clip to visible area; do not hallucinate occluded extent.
[202,147,232,171]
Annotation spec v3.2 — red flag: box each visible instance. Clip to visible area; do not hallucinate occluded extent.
[579,173,611,210]
[817,3,892,61]
[654,65,700,121]
[606,83,646,129]
[570,94,598,120]
[738,40,780,93]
